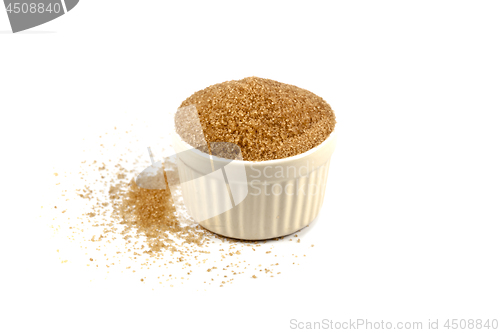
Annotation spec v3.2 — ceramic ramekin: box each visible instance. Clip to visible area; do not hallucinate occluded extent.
[171,130,337,240]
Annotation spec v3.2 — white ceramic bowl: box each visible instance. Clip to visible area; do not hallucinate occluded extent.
[172,130,337,240]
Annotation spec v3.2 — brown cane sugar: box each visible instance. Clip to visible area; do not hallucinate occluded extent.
[178,77,336,161]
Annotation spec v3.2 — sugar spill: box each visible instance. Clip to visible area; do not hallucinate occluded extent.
[46,125,316,289]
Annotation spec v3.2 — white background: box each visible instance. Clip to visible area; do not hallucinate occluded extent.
[1,1,499,332]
